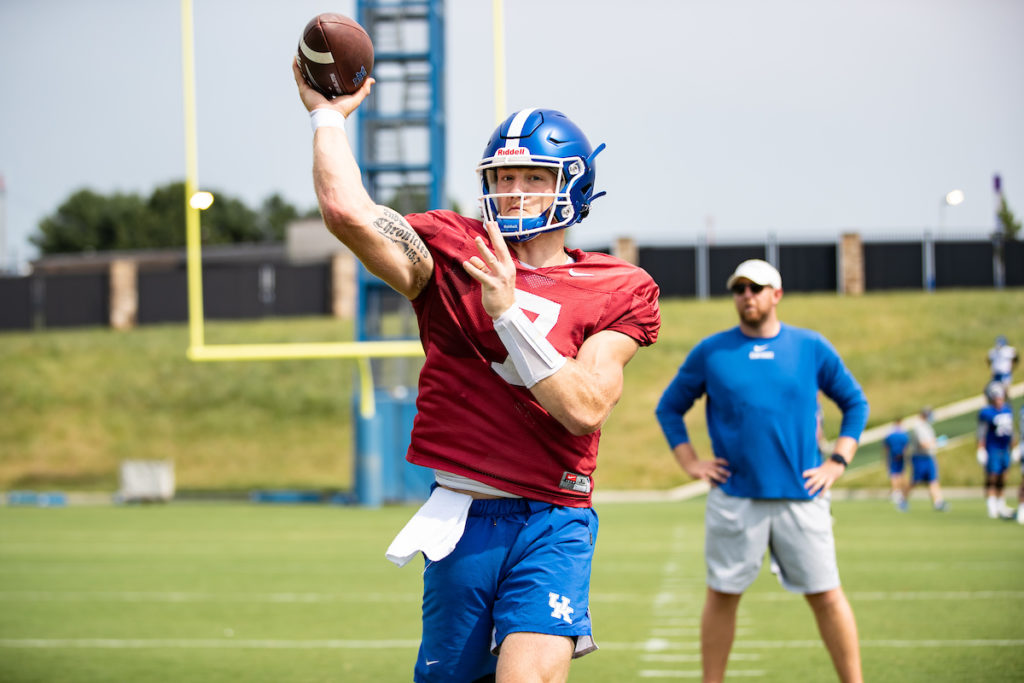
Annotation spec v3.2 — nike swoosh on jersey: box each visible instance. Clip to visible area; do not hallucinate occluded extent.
[568,268,594,277]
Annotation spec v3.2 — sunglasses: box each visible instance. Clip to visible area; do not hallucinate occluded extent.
[730,282,766,295]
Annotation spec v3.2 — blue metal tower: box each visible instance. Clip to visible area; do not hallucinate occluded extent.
[356,0,446,213]
[351,0,445,505]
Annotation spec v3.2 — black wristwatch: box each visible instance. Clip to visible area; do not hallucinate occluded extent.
[829,453,849,469]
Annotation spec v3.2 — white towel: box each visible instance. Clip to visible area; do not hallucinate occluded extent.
[385,487,473,568]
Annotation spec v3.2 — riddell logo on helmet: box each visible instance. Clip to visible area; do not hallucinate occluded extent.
[495,147,528,157]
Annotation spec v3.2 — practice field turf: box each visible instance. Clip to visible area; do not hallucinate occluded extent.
[1,499,1022,682]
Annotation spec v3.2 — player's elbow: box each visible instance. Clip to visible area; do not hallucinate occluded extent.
[560,402,613,436]
[564,417,603,437]
[318,197,357,233]
[318,196,375,244]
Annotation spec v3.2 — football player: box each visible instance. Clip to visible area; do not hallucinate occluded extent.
[987,335,1018,398]
[904,407,951,512]
[294,64,660,683]
[1016,405,1024,524]
[883,419,910,508]
[977,381,1017,519]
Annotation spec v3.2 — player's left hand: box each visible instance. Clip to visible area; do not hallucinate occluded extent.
[802,460,844,496]
[463,221,517,318]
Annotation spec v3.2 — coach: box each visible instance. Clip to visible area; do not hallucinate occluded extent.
[655,259,869,683]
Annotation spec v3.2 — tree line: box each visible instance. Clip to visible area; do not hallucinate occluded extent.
[32,180,1015,257]
[30,181,319,255]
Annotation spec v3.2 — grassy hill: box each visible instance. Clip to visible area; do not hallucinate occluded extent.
[1,289,1022,494]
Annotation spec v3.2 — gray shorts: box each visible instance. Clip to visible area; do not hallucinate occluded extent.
[704,487,840,594]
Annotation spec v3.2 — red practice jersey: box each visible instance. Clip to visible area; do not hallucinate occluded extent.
[405,210,661,506]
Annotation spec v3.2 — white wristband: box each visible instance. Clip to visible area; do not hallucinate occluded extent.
[492,304,567,388]
[310,108,347,132]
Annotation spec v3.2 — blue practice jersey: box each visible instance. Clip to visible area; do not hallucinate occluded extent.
[884,430,909,460]
[656,323,869,499]
[978,404,1014,452]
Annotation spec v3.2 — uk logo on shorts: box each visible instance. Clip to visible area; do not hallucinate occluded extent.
[548,593,574,623]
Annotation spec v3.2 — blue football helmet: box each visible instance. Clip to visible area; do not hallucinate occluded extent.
[984,380,1006,403]
[477,108,606,242]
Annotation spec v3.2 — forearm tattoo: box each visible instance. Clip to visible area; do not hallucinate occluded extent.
[374,208,430,266]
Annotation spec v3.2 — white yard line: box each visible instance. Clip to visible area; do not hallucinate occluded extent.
[2,588,1018,605]
[0,638,420,649]
[1,637,1019,650]
[638,524,706,679]
[0,590,420,603]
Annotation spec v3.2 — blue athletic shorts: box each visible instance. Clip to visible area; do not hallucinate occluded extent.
[414,497,598,682]
[887,454,905,476]
[910,454,938,483]
[985,448,1011,475]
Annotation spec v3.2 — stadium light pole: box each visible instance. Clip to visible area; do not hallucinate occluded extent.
[992,174,1005,290]
[939,188,964,233]
[926,189,964,291]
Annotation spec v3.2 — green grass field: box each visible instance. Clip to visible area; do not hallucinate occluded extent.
[3,289,1023,680]
[1,499,1022,682]
[2,289,1023,494]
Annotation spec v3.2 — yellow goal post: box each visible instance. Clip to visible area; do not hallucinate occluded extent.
[180,0,422,420]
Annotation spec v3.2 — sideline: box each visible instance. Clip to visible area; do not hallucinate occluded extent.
[2,636,1020,651]
[5,384,1020,508]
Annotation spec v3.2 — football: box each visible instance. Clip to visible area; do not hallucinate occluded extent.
[296,13,374,99]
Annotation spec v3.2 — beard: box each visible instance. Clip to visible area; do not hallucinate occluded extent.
[738,303,769,327]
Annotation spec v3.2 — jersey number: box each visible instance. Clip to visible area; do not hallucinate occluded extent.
[993,413,1014,438]
[491,289,561,387]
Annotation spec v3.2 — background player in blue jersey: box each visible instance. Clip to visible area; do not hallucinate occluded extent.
[655,259,869,683]
[977,382,1018,519]
[987,335,1018,397]
[883,419,910,508]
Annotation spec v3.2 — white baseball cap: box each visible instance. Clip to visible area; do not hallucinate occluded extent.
[726,259,782,290]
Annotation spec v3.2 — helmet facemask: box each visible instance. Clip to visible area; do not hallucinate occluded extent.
[478,156,587,242]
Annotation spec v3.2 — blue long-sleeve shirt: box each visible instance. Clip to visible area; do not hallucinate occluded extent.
[655,323,869,500]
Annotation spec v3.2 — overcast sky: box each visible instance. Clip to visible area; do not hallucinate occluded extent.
[1,0,1022,270]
